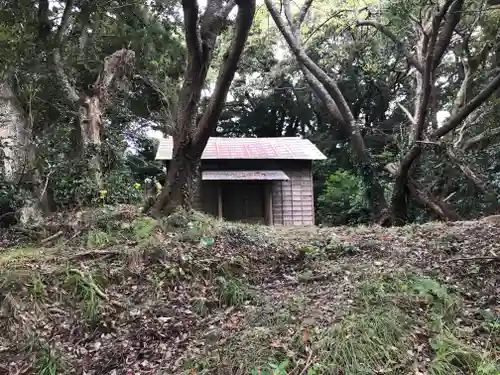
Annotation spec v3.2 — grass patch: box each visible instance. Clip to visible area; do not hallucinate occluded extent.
[429,331,500,375]
[63,268,107,322]
[216,275,253,307]
[314,307,409,373]
[209,275,499,375]
[34,344,62,375]
[85,229,113,248]
[130,216,158,241]
[27,272,46,302]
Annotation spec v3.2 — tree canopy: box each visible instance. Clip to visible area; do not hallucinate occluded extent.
[1,0,500,226]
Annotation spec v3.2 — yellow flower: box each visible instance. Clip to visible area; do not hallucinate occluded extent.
[134,183,141,189]
[99,189,107,198]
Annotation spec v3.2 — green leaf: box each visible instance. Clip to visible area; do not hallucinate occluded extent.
[200,236,215,247]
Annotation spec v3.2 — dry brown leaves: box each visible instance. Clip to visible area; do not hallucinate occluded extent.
[0,212,499,374]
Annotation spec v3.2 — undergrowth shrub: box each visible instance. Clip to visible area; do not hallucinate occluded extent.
[316,170,370,226]
[52,166,142,208]
[130,216,158,241]
[0,173,26,227]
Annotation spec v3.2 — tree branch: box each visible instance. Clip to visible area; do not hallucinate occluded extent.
[37,0,51,39]
[445,147,492,195]
[434,72,500,139]
[55,0,74,46]
[297,0,313,27]
[51,0,80,103]
[182,0,202,65]
[432,0,464,68]
[396,72,500,175]
[301,64,345,123]
[193,0,256,153]
[397,103,415,124]
[357,20,423,73]
[462,126,500,151]
[266,0,354,125]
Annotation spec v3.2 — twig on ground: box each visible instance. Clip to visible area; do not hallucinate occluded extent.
[297,351,314,375]
[448,256,500,262]
[40,230,63,245]
[68,249,121,260]
[68,268,108,300]
[12,226,41,237]
[0,211,16,221]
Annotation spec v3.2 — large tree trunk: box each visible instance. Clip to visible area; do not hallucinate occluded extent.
[0,78,53,219]
[265,0,389,217]
[385,163,461,221]
[155,149,199,213]
[50,0,135,185]
[0,79,29,179]
[150,0,256,216]
[360,1,500,224]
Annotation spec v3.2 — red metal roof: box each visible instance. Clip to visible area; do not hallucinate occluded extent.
[202,170,289,181]
[155,137,326,160]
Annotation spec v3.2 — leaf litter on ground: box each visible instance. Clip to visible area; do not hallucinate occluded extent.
[0,207,499,374]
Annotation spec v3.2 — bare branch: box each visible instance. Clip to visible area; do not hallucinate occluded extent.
[434,72,500,139]
[50,0,80,103]
[266,0,354,125]
[303,10,346,45]
[297,0,313,26]
[462,126,500,151]
[301,64,344,123]
[397,103,415,124]
[357,20,423,72]
[193,0,256,152]
[397,72,500,175]
[282,0,294,27]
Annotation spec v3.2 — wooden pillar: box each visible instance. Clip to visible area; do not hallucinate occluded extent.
[217,183,223,220]
[264,183,273,225]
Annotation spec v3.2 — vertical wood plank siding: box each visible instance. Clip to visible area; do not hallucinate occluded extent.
[271,164,314,226]
[172,160,315,226]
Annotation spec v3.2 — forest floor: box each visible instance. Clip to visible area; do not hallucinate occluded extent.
[1,205,500,375]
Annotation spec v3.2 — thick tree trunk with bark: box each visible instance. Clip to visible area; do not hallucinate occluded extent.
[53,47,134,186]
[0,77,54,219]
[360,1,500,224]
[149,0,256,216]
[45,0,134,186]
[265,0,389,217]
[385,163,461,221]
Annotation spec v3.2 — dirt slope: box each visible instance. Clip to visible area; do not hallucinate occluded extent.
[0,207,499,375]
